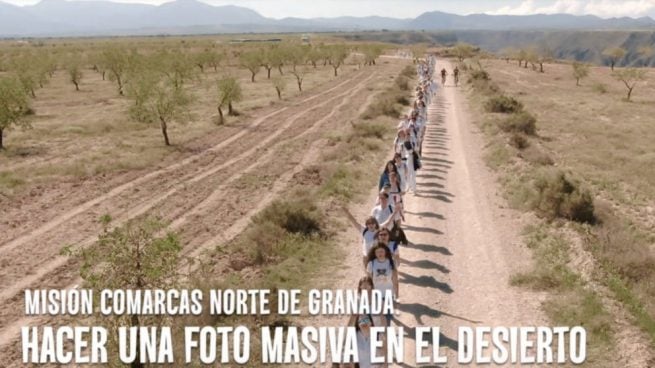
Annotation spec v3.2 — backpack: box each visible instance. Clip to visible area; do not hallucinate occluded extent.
[413,152,421,171]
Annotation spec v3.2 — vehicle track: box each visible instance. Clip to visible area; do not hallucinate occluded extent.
[0,68,386,359]
[0,71,362,248]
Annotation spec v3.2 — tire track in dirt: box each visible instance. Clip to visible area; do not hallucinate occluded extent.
[0,73,362,252]
[0,71,375,308]
[0,70,384,356]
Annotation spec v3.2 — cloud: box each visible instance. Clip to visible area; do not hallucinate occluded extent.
[488,0,655,18]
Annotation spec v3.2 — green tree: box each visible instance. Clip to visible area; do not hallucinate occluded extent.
[206,49,225,72]
[78,216,181,368]
[272,76,286,100]
[362,44,383,66]
[306,47,323,69]
[0,77,31,149]
[216,76,243,124]
[240,51,262,82]
[290,66,309,92]
[572,62,590,86]
[329,45,349,77]
[603,47,626,71]
[102,47,132,95]
[612,68,647,101]
[452,43,476,62]
[67,60,83,91]
[128,75,191,146]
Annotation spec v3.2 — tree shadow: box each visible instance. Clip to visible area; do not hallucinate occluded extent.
[399,272,453,294]
[402,259,450,274]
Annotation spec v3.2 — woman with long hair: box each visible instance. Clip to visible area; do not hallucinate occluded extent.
[366,242,399,326]
[378,160,398,191]
[341,206,380,269]
[341,276,384,368]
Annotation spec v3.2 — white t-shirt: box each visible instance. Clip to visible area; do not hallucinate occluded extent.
[367,258,394,294]
[371,203,394,229]
[362,229,377,256]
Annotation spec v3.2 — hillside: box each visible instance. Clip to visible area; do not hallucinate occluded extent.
[342,30,655,67]
[0,0,654,37]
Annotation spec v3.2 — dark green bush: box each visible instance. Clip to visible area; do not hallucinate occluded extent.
[532,170,596,223]
[485,95,523,113]
[499,111,537,135]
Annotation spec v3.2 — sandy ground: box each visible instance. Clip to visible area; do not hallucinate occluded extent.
[0,61,403,364]
[318,60,548,367]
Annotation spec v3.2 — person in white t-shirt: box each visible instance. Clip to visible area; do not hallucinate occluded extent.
[366,243,399,327]
[342,206,380,270]
[371,192,399,230]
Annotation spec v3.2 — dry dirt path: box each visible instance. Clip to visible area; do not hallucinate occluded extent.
[315,61,548,367]
[392,60,547,366]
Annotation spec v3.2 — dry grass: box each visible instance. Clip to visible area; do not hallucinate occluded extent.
[472,58,655,350]
[481,60,655,208]
[0,61,351,196]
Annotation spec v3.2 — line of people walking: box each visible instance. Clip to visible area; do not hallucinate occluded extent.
[339,55,438,368]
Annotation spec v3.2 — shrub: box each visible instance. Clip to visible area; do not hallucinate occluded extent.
[485,95,523,113]
[509,133,529,150]
[592,83,608,94]
[395,75,410,91]
[499,111,537,135]
[400,65,415,78]
[254,199,323,236]
[468,69,489,82]
[531,170,596,223]
[520,146,554,166]
[350,121,388,140]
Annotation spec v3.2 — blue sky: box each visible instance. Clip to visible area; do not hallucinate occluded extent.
[4,0,655,19]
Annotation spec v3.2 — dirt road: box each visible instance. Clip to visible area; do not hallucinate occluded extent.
[394,61,547,366]
[320,61,548,367]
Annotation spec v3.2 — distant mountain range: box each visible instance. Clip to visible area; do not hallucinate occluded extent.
[1,0,655,37]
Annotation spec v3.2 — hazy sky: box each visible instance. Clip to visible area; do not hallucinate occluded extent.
[4,0,655,19]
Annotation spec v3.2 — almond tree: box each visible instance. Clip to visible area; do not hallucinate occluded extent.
[603,47,626,71]
[272,76,286,100]
[128,73,191,146]
[102,47,131,95]
[329,45,349,77]
[572,62,589,86]
[67,60,83,91]
[453,43,476,62]
[240,51,262,82]
[612,68,647,101]
[216,76,242,124]
[290,66,310,92]
[0,76,31,150]
[77,216,181,368]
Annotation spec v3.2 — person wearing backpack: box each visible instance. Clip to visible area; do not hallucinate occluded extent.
[341,206,380,270]
[388,220,408,269]
[395,129,416,193]
[366,243,399,326]
[371,192,399,230]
